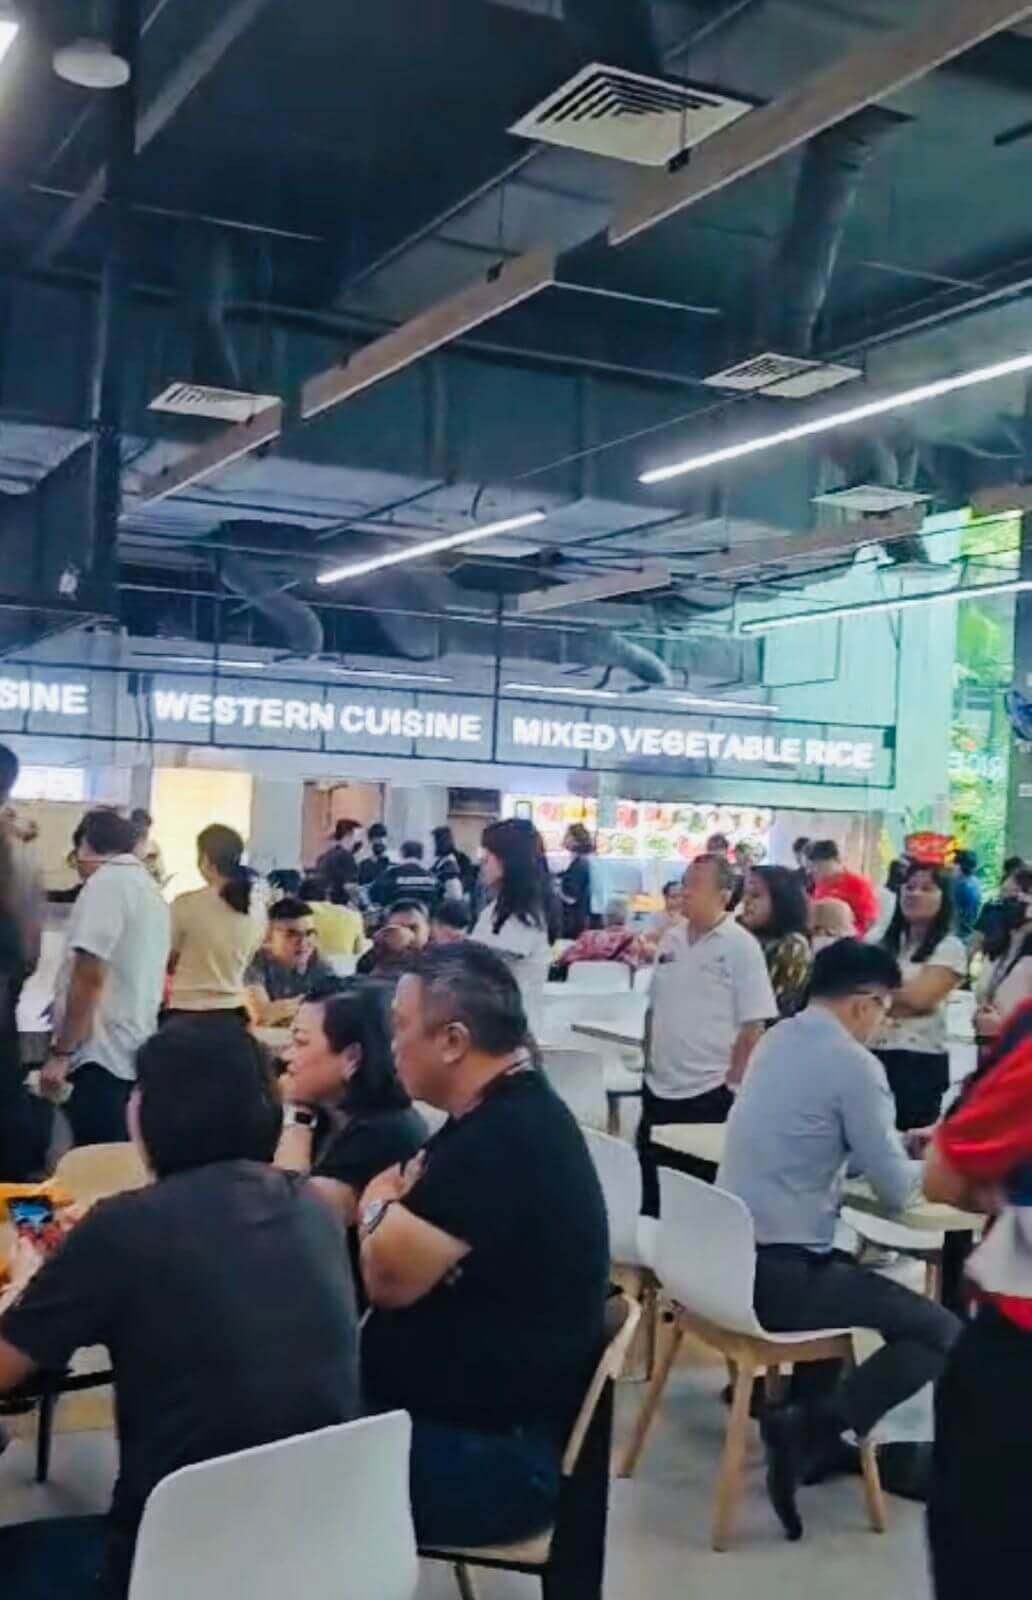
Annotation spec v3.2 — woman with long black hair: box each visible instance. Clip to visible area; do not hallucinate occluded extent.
[739,864,813,1018]
[559,823,594,938]
[277,981,427,1225]
[472,818,550,1034]
[872,862,967,1129]
[973,864,1032,1049]
[167,824,265,1019]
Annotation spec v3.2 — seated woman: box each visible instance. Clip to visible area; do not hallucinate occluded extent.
[739,864,813,1018]
[276,981,427,1225]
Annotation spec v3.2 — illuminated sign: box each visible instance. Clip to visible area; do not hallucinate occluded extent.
[0,678,89,716]
[508,716,876,772]
[149,689,485,745]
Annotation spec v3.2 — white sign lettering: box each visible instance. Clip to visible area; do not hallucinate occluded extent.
[0,677,89,716]
[152,690,485,746]
[510,716,877,774]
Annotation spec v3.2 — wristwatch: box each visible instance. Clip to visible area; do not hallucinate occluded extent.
[359,1198,394,1240]
[282,1104,318,1131]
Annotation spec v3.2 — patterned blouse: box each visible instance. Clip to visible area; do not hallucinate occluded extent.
[761,931,813,1018]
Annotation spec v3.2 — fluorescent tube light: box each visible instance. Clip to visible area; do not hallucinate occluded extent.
[328,667,453,685]
[741,577,1032,634]
[140,654,266,670]
[641,350,1032,485]
[670,695,782,714]
[0,21,18,64]
[317,512,547,586]
[504,683,621,700]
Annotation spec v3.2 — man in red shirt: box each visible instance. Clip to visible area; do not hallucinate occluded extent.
[808,840,880,938]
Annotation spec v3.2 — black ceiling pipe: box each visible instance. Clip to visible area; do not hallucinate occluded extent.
[762,105,906,358]
[218,546,324,657]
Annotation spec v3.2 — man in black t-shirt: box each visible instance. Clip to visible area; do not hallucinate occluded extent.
[0,1018,359,1600]
[370,839,439,911]
[359,943,609,1550]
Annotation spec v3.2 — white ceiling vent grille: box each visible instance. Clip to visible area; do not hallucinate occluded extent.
[812,484,930,514]
[149,383,280,423]
[510,63,751,167]
[703,353,863,398]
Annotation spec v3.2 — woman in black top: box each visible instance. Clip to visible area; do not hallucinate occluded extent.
[276,981,427,1225]
[559,822,594,938]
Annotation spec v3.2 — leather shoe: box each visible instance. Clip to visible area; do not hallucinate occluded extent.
[760,1404,806,1540]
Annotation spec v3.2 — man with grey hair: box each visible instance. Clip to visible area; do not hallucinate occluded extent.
[638,852,777,1213]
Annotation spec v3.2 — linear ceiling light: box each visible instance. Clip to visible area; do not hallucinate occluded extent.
[139,654,266,670]
[328,666,453,685]
[503,682,782,714]
[0,20,18,62]
[670,694,782,714]
[641,350,1032,486]
[741,576,1032,634]
[504,683,621,699]
[316,511,547,586]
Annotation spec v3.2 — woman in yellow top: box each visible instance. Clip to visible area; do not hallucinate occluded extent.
[299,876,367,959]
[167,826,266,1021]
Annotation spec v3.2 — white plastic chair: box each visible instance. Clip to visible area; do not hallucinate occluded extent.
[583,1129,658,1375]
[566,961,632,993]
[621,1170,886,1550]
[840,1206,946,1298]
[633,965,654,995]
[540,1047,608,1131]
[128,1414,418,1600]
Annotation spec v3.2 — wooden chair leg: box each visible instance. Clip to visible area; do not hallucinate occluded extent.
[763,1366,785,1406]
[859,1438,887,1534]
[453,1562,479,1600]
[924,1256,943,1302]
[640,1275,658,1382]
[619,1316,684,1478]
[712,1359,755,1552]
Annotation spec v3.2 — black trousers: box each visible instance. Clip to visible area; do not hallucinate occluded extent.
[872,1048,949,1131]
[753,1245,960,1437]
[929,1306,1032,1596]
[636,1081,733,1217]
[65,1065,132,1147]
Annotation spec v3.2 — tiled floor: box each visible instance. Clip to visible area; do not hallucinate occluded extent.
[0,1351,933,1598]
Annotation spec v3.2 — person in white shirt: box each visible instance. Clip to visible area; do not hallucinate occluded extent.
[638,852,777,1214]
[870,862,967,1130]
[472,818,551,1037]
[40,809,170,1146]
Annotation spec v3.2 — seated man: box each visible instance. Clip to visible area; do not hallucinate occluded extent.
[0,1017,359,1600]
[718,939,961,1540]
[556,896,649,973]
[429,898,470,945]
[299,875,368,958]
[356,899,430,979]
[360,943,609,1548]
[244,895,336,1025]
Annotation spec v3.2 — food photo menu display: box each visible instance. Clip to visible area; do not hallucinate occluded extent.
[504,794,774,865]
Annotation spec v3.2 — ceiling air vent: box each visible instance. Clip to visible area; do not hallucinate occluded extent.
[703,354,862,398]
[812,484,930,514]
[149,383,280,424]
[510,63,751,167]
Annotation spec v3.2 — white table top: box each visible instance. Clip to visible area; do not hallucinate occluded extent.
[651,1122,982,1234]
[571,1014,646,1050]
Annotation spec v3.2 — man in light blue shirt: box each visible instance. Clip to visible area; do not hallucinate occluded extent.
[719,940,960,1541]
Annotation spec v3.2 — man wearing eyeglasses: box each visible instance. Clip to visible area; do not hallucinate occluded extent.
[244,897,336,1027]
[718,939,961,1541]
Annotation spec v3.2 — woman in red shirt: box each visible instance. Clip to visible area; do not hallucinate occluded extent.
[924,999,1032,1595]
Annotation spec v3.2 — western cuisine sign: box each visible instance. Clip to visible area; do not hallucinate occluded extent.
[0,670,893,785]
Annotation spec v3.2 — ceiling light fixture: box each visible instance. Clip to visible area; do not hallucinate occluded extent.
[741,576,1032,634]
[503,682,782,714]
[317,511,547,586]
[641,350,1032,485]
[670,695,782,714]
[0,18,17,65]
[140,655,267,670]
[53,35,131,89]
[328,667,453,685]
[504,683,621,700]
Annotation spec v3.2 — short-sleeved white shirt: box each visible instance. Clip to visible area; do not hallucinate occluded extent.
[872,933,967,1056]
[53,854,171,1081]
[472,906,551,1035]
[647,915,777,1101]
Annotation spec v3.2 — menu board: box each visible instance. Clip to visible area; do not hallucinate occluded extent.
[503,794,774,864]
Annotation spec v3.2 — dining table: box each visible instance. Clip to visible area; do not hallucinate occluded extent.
[651,1121,984,1234]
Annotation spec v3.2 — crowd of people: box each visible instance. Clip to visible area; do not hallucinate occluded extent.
[0,755,1029,1596]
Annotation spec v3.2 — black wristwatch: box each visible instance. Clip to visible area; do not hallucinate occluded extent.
[282,1104,318,1131]
[359,1198,394,1240]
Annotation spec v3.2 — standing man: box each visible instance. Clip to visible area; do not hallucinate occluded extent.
[638,853,777,1214]
[315,819,361,898]
[40,809,170,1146]
[358,822,392,892]
[371,840,439,912]
[808,840,880,939]
[952,850,982,942]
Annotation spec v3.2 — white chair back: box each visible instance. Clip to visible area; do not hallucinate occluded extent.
[413,1099,448,1137]
[583,1128,643,1266]
[327,954,358,978]
[633,965,654,995]
[656,1169,761,1336]
[54,1142,149,1206]
[541,1048,608,1131]
[128,1414,417,1600]
[566,961,632,992]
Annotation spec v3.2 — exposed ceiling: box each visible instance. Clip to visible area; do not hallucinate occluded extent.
[0,0,1029,692]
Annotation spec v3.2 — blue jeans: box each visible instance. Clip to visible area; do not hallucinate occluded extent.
[410,1418,561,1547]
[0,1515,110,1599]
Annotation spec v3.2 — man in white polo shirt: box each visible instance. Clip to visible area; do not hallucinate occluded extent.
[638,852,776,1214]
[41,809,170,1146]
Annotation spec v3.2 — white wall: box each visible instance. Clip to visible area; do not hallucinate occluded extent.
[249,779,303,876]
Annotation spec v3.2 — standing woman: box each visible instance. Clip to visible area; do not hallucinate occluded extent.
[473,818,550,1035]
[738,865,813,1018]
[277,982,427,1225]
[559,823,594,939]
[924,999,1032,1597]
[871,862,967,1128]
[430,825,464,904]
[973,864,1032,1048]
[167,825,266,1021]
